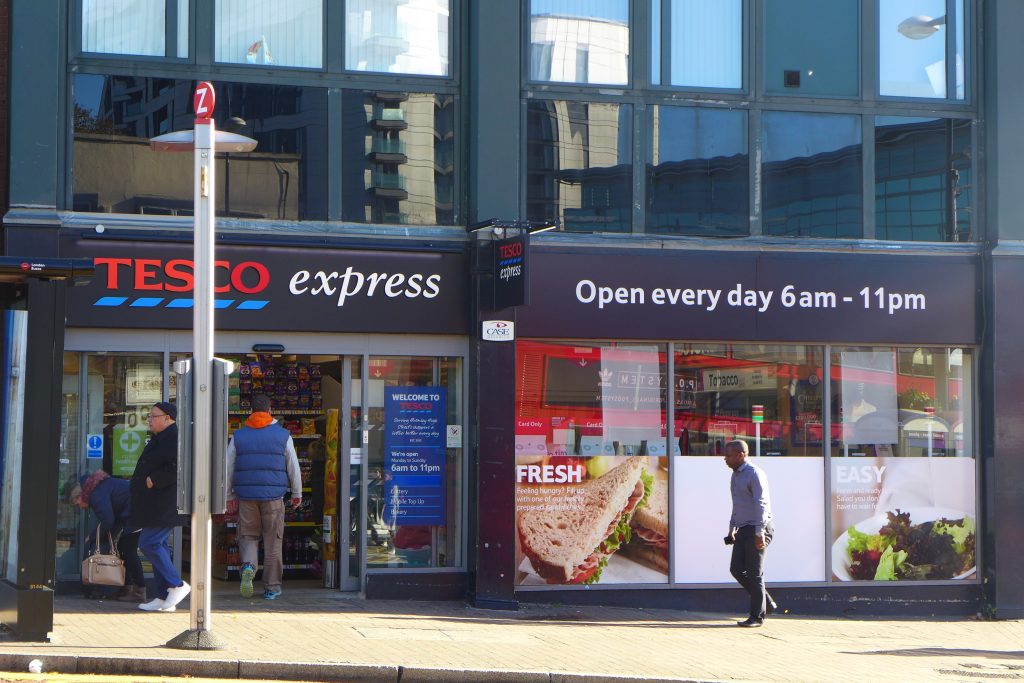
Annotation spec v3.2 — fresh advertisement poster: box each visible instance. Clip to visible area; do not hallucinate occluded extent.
[515,454,668,586]
[672,456,826,583]
[831,457,976,581]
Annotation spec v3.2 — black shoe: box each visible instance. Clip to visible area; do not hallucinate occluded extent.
[737,618,763,627]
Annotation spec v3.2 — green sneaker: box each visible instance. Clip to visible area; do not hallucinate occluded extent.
[240,563,256,598]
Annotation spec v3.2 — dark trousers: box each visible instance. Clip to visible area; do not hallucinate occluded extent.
[118,530,145,588]
[729,523,774,619]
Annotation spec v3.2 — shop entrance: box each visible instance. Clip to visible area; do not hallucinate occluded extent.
[57,339,466,596]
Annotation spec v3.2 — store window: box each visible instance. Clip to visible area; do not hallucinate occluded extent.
[673,344,824,458]
[875,117,972,242]
[829,346,976,582]
[72,75,329,221]
[831,346,973,459]
[54,352,163,580]
[514,341,669,586]
[651,0,742,89]
[672,343,827,584]
[340,91,457,226]
[647,106,748,236]
[81,0,189,58]
[879,0,966,100]
[526,100,632,233]
[215,0,323,68]
[529,0,629,85]
[85,353,165,477]
[763,0,859,97]
[345,0,450,76]
[762,111,862,238]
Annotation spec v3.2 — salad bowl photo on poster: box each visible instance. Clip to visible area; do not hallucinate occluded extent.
[831,506,976,581]
[830,456,977,582]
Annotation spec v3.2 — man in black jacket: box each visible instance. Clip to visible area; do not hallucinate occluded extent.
[130,401,190,612]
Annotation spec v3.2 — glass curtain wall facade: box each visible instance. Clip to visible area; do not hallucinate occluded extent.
[526,0,976,242]
[70,0,459,231]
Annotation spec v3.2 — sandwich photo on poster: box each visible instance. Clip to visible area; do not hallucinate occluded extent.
[514,454,668,586]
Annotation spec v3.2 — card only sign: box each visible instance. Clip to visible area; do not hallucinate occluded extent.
[383,387,446,526]
[494,234,529,309]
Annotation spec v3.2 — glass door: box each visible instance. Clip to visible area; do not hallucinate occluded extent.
[363,356,463,570]
[54,352,167,584]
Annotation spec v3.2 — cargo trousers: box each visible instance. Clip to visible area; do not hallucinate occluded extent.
[238,498,285,591]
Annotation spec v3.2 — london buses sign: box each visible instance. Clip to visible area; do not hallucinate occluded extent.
[63,238,469,334]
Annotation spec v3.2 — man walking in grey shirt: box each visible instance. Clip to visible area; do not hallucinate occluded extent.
[724,439,776,627]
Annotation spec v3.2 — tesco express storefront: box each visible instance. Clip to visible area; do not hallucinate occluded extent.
[56,235,470,600]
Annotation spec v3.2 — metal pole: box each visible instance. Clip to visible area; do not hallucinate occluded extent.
[191,118,215,634]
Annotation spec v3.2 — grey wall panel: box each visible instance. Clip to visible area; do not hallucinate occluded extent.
[986,0,1024,241]
[8,0,62,209]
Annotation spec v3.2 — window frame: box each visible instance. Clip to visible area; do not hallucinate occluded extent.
[212,0,327,72]
[341,0,456,79]
[525,0,634,88]
[876,0,971,104]
[649,0,749,94]
[74,0,192,62]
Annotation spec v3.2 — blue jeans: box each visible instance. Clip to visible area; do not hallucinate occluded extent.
[139,527,182,600]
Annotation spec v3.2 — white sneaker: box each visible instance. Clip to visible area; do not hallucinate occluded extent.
[139,598,167,612]
[163,581,191,608]
[156,604,176,613]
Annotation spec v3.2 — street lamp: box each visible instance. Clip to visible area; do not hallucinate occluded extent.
[897,14,945,40]
[150,82,256,650]
[467,218,559,238]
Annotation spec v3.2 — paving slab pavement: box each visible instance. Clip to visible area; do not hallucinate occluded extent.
[1,586,1022,683]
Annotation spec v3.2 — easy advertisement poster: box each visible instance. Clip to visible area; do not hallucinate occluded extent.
[830,457,976,581]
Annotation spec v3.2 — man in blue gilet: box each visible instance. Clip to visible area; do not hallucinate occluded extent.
[225,394,302,600]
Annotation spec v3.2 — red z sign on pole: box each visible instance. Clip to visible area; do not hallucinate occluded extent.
[193,81,215,121]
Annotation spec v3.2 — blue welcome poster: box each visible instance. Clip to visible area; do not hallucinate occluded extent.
[383,387,446,526]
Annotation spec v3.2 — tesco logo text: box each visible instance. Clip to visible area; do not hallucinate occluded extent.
[95,258,269,294]
[498,242,523,259]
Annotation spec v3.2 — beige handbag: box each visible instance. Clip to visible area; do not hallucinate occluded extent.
[81,527,125,587]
